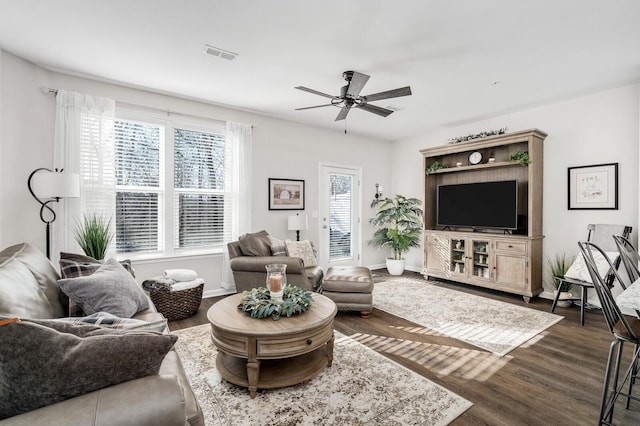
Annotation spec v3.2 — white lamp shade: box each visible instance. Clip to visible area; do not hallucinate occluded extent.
[287,214,308,231]
[31,171,80,199]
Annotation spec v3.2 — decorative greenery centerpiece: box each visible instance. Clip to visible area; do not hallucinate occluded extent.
[448,127,507,144]
[72,213,113,260]
[238,286,313,320]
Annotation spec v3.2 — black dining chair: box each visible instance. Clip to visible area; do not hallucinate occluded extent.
[551,224,632,326]
[579,241,640,425]
[613,235,640,283]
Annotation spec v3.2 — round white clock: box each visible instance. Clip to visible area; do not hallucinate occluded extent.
[468,151,483,165]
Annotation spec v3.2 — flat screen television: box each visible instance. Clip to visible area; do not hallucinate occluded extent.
[437,180,518,230]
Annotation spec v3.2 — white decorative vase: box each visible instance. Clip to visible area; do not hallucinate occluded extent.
[386,258,405,276]
[554,290,573,308]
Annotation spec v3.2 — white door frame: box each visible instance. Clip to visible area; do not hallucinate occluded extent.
[318,163,362,269]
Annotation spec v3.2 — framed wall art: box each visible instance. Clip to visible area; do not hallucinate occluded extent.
[268,178,305,210]
[568,163,618,210]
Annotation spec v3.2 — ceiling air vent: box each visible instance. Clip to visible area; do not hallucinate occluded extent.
[204,44,238,61]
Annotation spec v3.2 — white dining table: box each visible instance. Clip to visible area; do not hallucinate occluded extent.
[616,278,640,311]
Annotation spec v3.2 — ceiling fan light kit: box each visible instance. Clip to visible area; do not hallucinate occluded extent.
[295,70,412,122]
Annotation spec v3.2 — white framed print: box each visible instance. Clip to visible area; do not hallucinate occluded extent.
[268,178,305,210]
[568,163,618,210]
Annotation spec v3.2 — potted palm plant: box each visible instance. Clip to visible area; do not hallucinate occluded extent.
[72,213,114,260]
[369,195,424,275]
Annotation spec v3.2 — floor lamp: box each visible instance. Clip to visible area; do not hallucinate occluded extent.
[27,168,80,259]
[288,213,308,241]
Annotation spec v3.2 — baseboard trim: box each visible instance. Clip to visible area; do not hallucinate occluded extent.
[203,288,235,298]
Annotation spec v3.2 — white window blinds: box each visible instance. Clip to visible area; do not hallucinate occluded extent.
[329,174,353,259]
[114,119,164,254]
[173,127,229,250]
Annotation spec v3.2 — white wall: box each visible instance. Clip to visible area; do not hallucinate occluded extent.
[0,51,391,295]
[392,84,640,294]
[0,48,3,246]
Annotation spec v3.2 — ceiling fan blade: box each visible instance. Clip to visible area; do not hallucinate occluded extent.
[363,86,412,102]
[295,86,335,99]
[359,103,394,117]
[295,104,334,111]
[335,107,350,121]
[346,71,370,97]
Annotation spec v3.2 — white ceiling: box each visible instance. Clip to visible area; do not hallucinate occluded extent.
[1,0,639,141]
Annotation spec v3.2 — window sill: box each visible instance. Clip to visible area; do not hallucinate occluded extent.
[118,249,223,265]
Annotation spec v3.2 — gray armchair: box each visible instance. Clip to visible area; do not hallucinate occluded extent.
[227,237,323,293]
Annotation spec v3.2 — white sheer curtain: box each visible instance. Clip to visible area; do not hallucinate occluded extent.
[221,121,252,290]
[52,90,116,265]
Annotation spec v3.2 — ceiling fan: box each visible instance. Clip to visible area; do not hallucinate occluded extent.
[295,71,412,121]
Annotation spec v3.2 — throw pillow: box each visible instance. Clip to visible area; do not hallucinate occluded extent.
[269,236,288,256]
[565,251,620,284]
[50,312,167,333]
[0,318,176,419]
[58,258,149,318]
[239,230,272,256]
[285,240,318,267]
[59,251,135,278]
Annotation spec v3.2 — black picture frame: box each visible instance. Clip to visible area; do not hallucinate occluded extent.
[268,178,305,210]
[568,163,618,210]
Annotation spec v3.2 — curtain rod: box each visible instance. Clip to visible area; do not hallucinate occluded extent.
[42,87,254,129]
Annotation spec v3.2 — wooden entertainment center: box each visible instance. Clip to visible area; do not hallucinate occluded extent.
[420,129,546,302]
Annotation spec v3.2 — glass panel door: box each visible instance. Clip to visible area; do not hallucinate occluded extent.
[450,238,466,275]
[472,239,491,279]
[318,164,361,268]
[329,173,352,260]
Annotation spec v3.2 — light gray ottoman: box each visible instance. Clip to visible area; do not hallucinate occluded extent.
[322,266,373,318]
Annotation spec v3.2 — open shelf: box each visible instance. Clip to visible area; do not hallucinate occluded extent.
[427,160,522,174]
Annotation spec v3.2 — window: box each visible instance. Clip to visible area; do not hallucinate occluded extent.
[113,112,233,257]
[329,173,353,260]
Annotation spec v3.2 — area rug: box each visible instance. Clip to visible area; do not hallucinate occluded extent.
[173,324,472,426]
[373,278,563,356]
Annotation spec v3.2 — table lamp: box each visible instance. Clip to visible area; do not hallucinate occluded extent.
[287,213,308,241]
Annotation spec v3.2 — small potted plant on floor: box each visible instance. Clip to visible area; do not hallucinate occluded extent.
[369,195,424,275]
[547,253,573,307]
[73,213,114,260]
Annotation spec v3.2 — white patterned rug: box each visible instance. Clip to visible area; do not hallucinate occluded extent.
[173,324,472,426]
[373,278,563,356]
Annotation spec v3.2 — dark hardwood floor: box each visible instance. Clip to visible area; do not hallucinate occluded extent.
[169,271,640,425]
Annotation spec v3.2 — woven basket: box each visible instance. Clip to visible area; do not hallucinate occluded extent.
[149,283,204,321]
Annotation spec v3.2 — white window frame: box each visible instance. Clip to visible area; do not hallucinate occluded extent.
[115,107,228,260]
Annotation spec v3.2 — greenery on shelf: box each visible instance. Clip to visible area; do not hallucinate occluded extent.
[238,286,313,320]
[73,213,113,260]
[546,253,573,291]
[369,195,424,260]
[510,150,530,165]
[425,161,447,175]
[448,127,507,144]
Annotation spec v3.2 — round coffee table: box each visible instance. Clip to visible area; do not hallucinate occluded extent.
[207,292,337,398]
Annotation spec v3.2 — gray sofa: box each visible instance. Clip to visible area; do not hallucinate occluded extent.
[0,243,204,426]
